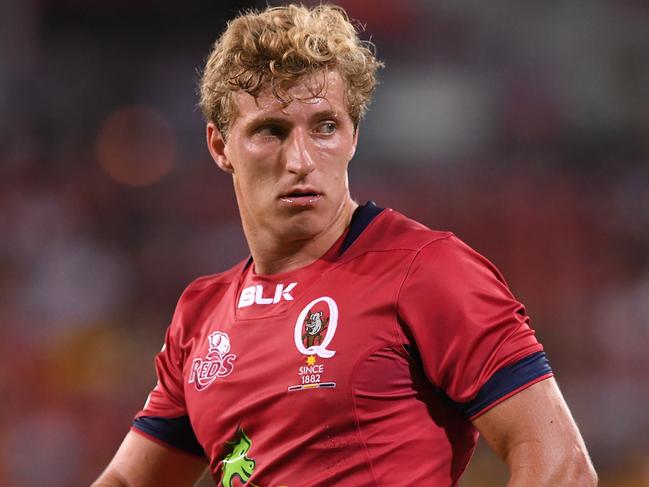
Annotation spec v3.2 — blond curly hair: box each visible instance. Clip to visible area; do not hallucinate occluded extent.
[199,4,383,137]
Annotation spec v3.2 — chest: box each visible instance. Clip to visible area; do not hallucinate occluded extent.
[180,258,409,464]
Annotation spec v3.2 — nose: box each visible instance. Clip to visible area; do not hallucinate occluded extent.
[284,128,315,177]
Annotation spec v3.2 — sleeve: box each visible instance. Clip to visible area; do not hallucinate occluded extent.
[396,234,553,419]
[131,293,206,457]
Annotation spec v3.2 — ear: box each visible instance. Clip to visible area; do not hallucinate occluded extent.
[350,125,359,160]
[206,122,234,174]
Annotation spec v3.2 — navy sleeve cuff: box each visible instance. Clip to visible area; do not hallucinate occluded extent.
[455,351,553,418]
[132,415,206,457]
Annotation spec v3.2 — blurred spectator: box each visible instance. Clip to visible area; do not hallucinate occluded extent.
[1,0,647,485]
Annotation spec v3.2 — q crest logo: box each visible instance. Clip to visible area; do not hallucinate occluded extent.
[289,297,339,392]
[188,331,237,391]
[294,296,339,358]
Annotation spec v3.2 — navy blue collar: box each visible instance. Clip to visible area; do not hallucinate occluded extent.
[243,200,384,269]
[339,201,384,255]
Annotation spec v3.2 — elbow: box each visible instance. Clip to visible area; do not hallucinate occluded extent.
[573,464,598,487]
[579,460,598,486]
[91,469,131,487]
[562,447,598,487]
[509,443,598,486]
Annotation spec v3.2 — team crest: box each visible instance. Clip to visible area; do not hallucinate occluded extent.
[290,296,339,392]
[302,310,329,348]
[293,296,338,358]
[188,331,237,391]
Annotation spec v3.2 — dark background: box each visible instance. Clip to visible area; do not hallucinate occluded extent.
[1,0,648,485]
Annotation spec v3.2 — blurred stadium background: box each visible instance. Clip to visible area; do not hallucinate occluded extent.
[1,0,648,485]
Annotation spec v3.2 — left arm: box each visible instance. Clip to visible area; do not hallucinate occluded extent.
[472,377,597,486]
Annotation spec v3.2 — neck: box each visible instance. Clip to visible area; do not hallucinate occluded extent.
[242,198,358,275]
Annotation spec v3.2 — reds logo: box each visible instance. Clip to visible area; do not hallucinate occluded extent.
[188,331,237,391]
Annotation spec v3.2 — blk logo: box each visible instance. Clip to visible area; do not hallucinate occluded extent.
[238,282,297,308]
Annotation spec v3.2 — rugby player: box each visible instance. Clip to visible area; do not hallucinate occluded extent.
[93,4,597,486]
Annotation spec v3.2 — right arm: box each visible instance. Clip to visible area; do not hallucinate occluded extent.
[92,430,207,487]
[95,282,209,486]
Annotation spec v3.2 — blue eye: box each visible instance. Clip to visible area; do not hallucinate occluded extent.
[316,122,336,134]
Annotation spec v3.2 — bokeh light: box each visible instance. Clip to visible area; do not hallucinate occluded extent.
[96,106,176,186]
[2,0,648,485]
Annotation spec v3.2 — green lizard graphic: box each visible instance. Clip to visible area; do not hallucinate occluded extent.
[220,428,256,487]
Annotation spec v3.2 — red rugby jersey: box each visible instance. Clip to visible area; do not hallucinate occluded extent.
[133,202,552,486]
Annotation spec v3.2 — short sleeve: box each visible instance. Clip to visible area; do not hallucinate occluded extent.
[131,293,205,457]
[136,323,187,419]
[397,235,551,417]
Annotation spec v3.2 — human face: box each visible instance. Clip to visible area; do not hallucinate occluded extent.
[207,70,358,245]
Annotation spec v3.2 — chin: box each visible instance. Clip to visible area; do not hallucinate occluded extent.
[277,214,326,241]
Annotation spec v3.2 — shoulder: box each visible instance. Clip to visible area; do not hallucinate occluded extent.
[181,264,243,297]
[343,207,497,281]
[169,259,247,332]
[356,208,487,266]
[370,210,511,301]
[401,230,509,298]
[347,207,454,257]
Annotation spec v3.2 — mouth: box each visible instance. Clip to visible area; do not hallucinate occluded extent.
[279,188,322,206]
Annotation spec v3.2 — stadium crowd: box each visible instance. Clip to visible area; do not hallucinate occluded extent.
[1,0,648,485]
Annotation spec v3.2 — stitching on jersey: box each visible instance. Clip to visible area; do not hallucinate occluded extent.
[477,320,536,391]
[230,247,414,322]
[392,234,455,369]
[348,342,405,486]
[392,235,543,409]
[185,270,239,293]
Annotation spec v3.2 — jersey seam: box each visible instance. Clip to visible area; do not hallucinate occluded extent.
[470,321,543,405]
[185,273,238,294]
[393,234,541,407]
[154,326,189,413]
[231,248,428,323]
[233,205,387,322]
[392,234,456,364]
[348,343,404,486]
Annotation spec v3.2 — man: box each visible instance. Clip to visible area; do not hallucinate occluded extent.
[94,4,597,486]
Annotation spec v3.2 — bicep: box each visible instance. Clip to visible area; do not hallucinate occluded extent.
[472,377,595,485]
[93,430,207,487]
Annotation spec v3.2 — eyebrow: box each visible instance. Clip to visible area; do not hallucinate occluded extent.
[245,109,340,128]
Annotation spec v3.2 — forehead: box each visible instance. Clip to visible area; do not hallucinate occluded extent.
[231,70,349,125]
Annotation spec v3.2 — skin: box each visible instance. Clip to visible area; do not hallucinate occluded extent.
[206,70,359,275]
[474,378,597,486]
[91,430,207,487]
[92,70,597,486]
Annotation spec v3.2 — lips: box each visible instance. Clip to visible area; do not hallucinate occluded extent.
[279,188,321,199]
[278,188,322,207]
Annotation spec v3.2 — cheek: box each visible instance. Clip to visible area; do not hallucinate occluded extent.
[241,138,271,158]
[317,137,354,168]
[323,164,350,198]
[242,142,283,178]
[319,132,354,153]
[235,145,278,182]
